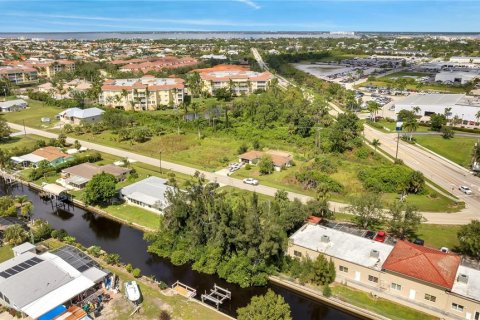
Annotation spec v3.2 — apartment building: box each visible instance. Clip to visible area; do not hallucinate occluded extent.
[100,75,185,110]
[113,56,198,73]
[288,223,480,320]
[192,64,273,95]
[0,65,38,85]
[6,58,75,78]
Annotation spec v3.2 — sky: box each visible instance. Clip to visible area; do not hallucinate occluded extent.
[0,0,479,33]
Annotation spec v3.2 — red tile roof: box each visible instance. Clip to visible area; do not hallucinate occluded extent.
[306,216,322,224]
[383,241,461,289]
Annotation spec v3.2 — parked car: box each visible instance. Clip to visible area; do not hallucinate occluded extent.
[459,186,473,195]
[243,178,259,186]
[413,238,424,246]
[229,162,243,172]
[374,231,387,242]
[440,247,449,253]
[365,231,375,239]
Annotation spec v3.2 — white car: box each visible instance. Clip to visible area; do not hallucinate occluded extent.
[459,186,473,195]
[243,178,259,186]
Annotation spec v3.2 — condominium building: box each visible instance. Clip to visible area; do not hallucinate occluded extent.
[113,56,198,73]
[192,64,273,95]
[6,58,75,78]
[288,223,480,320]
[0,65,38,85]
[100,75,185,111]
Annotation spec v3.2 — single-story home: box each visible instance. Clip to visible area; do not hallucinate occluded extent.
[60,162,131,189]
[119,176,174,214]
[0,99,27,112]
[11,146,73,168]
[0,243,106,319]
[57,107,104,125]
[238,150,293,171]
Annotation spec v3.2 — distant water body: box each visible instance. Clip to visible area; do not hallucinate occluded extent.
[0,31,479,41]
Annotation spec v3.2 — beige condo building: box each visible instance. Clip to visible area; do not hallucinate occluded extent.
[100,75,185,111]
[288,223,480,320]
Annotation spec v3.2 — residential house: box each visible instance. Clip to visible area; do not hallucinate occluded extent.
[239,150,293,171]
[0,99,27,112]
[287,223,480,320]
[100,75,185,110]
[11,146,73,168]
[60,162,131,189]
[57,107,104,125]
[192,64,273,96]
[119,176,174,214]
[0,244,106,319]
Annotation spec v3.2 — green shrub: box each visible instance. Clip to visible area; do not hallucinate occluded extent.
[323,285,332,297]
[355,147,370,159]
[105,253,121,265]
[132,268,141,278]
[296,170,343,192]
[237,143,248,154]
[87,245,102,257]
[51,229,68,240]
[63,236,77,245]
[125,263,133,273]
[157,280,168,290]
[245,163,251,170]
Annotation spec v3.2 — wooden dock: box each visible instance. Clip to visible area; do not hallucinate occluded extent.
[172,281,197,299]
[201,284,231,309]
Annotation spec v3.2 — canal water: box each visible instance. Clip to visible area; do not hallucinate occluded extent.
[1,182,360,320]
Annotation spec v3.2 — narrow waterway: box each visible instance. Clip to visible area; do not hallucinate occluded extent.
[1,182,361,320]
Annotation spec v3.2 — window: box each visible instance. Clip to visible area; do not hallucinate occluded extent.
[339,265,348,273]
[391,283,402,291]
[424,294,436,303]
[368,275,379,283]
[293,250,302,257]
[452,303,464,312]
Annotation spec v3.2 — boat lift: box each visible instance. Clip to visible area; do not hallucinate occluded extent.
[201,284,231,309]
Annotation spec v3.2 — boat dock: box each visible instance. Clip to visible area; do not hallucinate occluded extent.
[172,281,197,299]
[201,284,231,309]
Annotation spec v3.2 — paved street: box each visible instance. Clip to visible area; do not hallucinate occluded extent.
[9,122,479,225]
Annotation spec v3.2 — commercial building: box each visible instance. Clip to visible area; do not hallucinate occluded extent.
[57,107,104,125]
[435,71,480,84]
[60,162,131,189]
[0,99,28,112]
[100,75,185,110]
[394,94,480,124]
[0,65,38,85]
[0,243,107,319]
[6,58,75,78]
[192,65,273,95]
[287,223,480,320]
[119,176,174,214]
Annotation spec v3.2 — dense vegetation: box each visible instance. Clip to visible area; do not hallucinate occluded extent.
[146,173,313,287]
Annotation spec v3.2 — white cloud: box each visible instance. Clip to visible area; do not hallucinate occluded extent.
[235,0,261,9]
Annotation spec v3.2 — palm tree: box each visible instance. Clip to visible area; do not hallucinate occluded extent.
[475,110,480,127]
[404,117,418,141]
[444,107,452,124]
[3,225,27,246]
[367,101,381,122]
[372,139,381,153]
[412,106,421,116]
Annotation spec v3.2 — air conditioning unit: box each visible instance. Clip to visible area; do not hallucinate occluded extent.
[457,274,469,284]
[321,235,330,243]
[370,249,380,259]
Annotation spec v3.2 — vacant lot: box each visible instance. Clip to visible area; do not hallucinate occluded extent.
[1,99,61,129]
[0,134,45,153]
[415,135,476,168]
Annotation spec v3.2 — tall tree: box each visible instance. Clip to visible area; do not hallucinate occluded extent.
[237,289,292,320]
[84,172,117,205]
[458,220,480,258]
[348,193,384,229]
[387,201,424,239]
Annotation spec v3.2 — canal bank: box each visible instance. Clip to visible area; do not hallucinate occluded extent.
[0,180,362,320]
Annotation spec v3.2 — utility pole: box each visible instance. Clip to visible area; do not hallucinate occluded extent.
[159,151,162,174]
[395,119,403,160]
[23,120,27,136]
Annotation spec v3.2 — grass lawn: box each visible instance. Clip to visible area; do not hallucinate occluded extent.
[415,135,477,168]
[0,134,45,152]
[415,224,461,250]
[101,203,161,230]
[332,284,438,320]
[0,99,61,129]
[0,245,13,263]
[381,191,464,213]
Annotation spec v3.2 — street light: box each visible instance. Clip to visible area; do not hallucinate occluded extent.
[395,119,403,159]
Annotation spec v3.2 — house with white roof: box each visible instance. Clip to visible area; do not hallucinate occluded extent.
[57,107,104,125]
[119,176,174,214]
[0,99,27,112]
[0,243,106,319]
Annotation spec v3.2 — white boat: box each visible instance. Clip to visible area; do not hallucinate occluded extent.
[124,281,141,302]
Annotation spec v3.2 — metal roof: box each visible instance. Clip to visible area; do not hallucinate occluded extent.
[58,107,104,119]
[120,176,174,209]
[289,224,394,270]
[396,94,465,107]
[452,265,480,302]
[0,99,27,109]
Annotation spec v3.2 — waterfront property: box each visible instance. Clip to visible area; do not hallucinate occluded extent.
[11,146,73,168]
[119,176,174,214]
[60,162,131,189]
[57,107,104,125]
[287,223,480,320]
[100,75,185,110]
[0,65,38,85]
[0,99,28,112]
[0,243,107,319]
[192,64,273,95]
[394,93,480,124]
